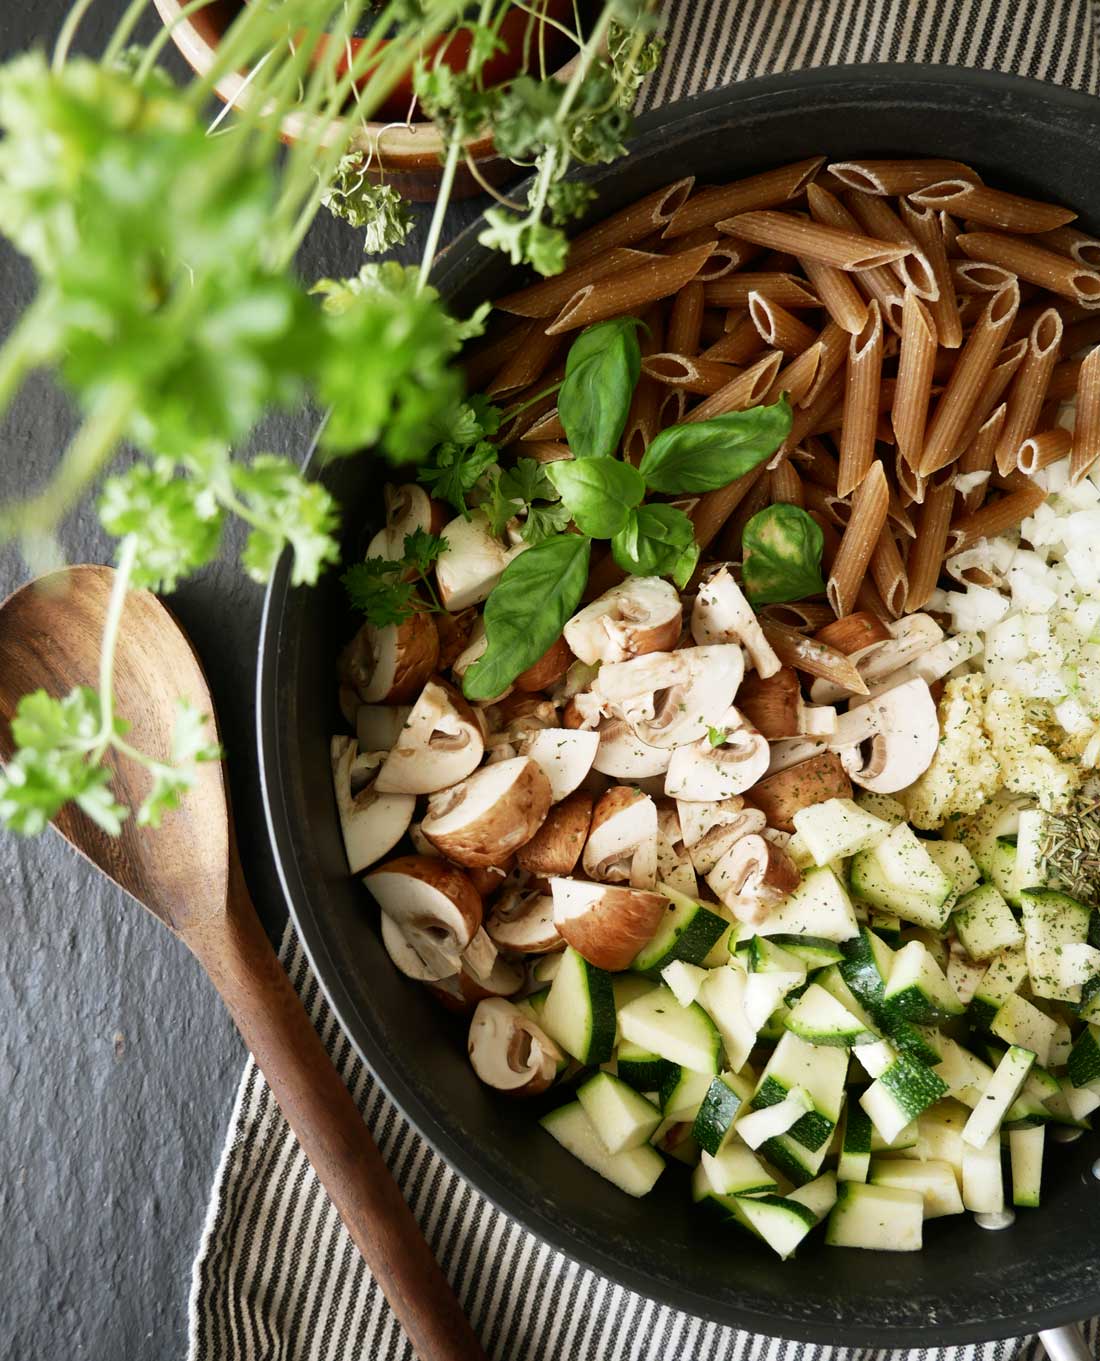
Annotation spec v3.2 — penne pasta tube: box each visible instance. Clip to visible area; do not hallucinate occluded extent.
[769,459,804,507]
[797,321,849,408]
[948,483,1047,554]
[814,610,891,653]
[827,158,981,196]
[487,322,563,396]
[495,248,662,317]
[899,200,963,348]
[748,292,818,354]
[895,447,927,505]
[463,317,534,390]
[870,526,908,618]
[622,376,660,465]
[760,617,870,693]
[950,259,1017,294]
[797,254,869,334]
[838,300,884,496]
[701,311,766,366]
[547,243,716,333]
[957,232,1100,305]
[666,280,705,355]
[519,407,565,442]
[1018,427,1073,475]
[958,403,1007,512]
[641,353,739,395]
[762,599,838,632]
[887,486,916,539]
[566,178,695,266]
[687,350,783,423]
[663,157,826,239]
[519,439,573,464]
[657,387,688,431]
[994,308,1062,474]
[803,482,846,527]
[1047,356,1083,403]
[953,336,1029,453]
[796,435,841,489]
[806,184,904,333]
[688,463,770,552]
[843,193,938,300]
[704,273,822,310]
[1071,346,1100,484]
[827,460,889,617]
[906,476,956,610]
[765,341,825,411]
[919,280,1020,474]
[720,471,773,558]
[910,179,1076,234]
[1036,224,1100,270]
[786,366,845,449]
[892,293,938,469]
[717,211,910,271]
[680,239,754,283]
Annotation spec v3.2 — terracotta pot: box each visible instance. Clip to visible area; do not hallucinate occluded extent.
[152,0,577,200]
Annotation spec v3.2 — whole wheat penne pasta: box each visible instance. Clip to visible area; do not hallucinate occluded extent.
[765,340,825,411]
[1062,316,1100,354]
[817,377,898,435]
[797,321,849,408]
[814,610,891,654]
[664,157,826,239]
[838,301,884,496]
[797,255,869,334]
[762,599,838,632]
[704,274,823,310]
[903,477,954,611]
[657,387,688,431]
[948,483,1047,553]
[958,403,1007,512]
[828,460,889,617]
[951,260,1017,294]
[843,193,938,300]
[520,407,565,442]
[1071,346,1100,483]
[495,248,663,318]
[957,232,1100,305]
[919,280,1020,474]
[547,243,716,334]
[687,350,783,423]
[701,311,766,366]
[887,488,916,540]
[828,158,981,197]
[899,200,963,348]
[487,322,563,395]
[806,184,905,334]
[811,513,844,575]
[622,377,660,466]
[641,353,738,395]
[870,526,908,618]
[1018,427,1073,474]
[952,336,1028,453]
[689,462,770,552]
[994,307,1062,474]
[797,436,841,489]
[1048,356,1084,403]
[910,179,1076,234]
[892,293,938,470]
[992,466,1034,494]
[803,482,844,526]
[666,280,705,355]
[682,241,753,283]
[748,292,818,354]
[463,315,535,390]
[769,459,804,507]
[566,177,695,266]
[789,367,846,449]
[717,211,910,271]
[1036,224,1100,270]
[759,618,870,693]
[955,293,986,331]
[895,449,927,505]
[721,471,773,557]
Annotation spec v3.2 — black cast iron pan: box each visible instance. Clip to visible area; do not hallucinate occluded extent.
[258,67,1100,1347]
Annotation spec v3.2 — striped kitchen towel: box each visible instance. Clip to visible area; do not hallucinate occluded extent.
[189,4,1100,1358]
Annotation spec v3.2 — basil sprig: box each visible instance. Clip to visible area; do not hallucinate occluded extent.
[741,503,826,606]
[639,396,792,492]
[546,456,644,538]
[611,504,698,589]
[557,317,643,459]
[462,534,592,701]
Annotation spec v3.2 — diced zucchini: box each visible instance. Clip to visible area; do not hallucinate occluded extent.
[738,1088,813,1149]
[932,1036,995,1109]
[1020,888,1093,1003]
[752,1032,849,1152]
[744,970,805,1033]
[1068,1024,1100,1089]
[788,1171,839,1222]
[854,791,908,826]
[885,1019,944,1067]
[1058,1075,1100,1122]
[869,912,903,948]
[853,1038,896,1080]
[946,950,987,1006]
[660,959,708,1008]
[754,866,860,943]
[838,1103,872,1183]
[1004,1066,1060,1128]
[969,946,1028,1031]
[701,1139,777,1196]
[541,947,617,1065]
[632,889,728,975]
[870,1118,918,1152]
[869,1158,964,1218]
[760,1132,830,1186]
[541,1102,665,1196]
[849,824,954,930]
[650,1117,700,1165]
[702,922,738,968]
[990,993,1058,1068]
[792,797,892,865]
[987,836,1020,907]
[697,966,757,1072]
[618,985,722,1075]
[746,936,807,976]
[839,927,895,1013]
[825,1182,923,1251]
[953,883,1024,960]
[616,1039,677,1093]
[577,1072,662,1153]
[955,794,1021,877]
[861,1056,948,1143]
[659,1066,713,1120]
[924,839,982,918]
[531,953,562,985]
[812,964,881,1033]
[899,1099,969,1169]
[771,935,845,969]
[692,1072,754,1155]
[1013,809,1054,899]
[962,1046,1035,1148]
[882,941,964,1024]
[1009,1125,1045,1207]
[785,981,879,1047]
[729,1193,819,1260]
[961,1133,1004,1214]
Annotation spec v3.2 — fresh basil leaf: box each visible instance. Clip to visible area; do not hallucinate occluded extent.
[558,317,643,459]
[639,396,793,493]
[611,503,699,589]
[741,503,826,606]
[546,456,644,539]
[462,534,592,700]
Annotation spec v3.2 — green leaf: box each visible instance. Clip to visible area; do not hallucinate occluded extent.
[400,528,447,577]
[610,503,699,589]
[546,457,644,539]
[463,535,591,700]
[638,397,793,493]
[99,457,224,592]
[477,207,568,276]
[558,318,643,459]
[232,455,341,587]
[137,699,221,829]
[320,158,413,253]
[707,726,728,747]
[521,500,571,545]
[500,458,558,506]
[342,559,417,628]
[741,503,826,606]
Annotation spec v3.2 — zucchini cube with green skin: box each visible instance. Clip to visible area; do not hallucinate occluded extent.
[923,839,982,916]
[692,1072,755,1156]
[962,1046,1035,1148]
[1009,1125,1045,1207]
[618,985,722,1075]
[968,946,1028,1031]
[988,836,1021,907]
[659,1066,713,1121]
[691,1160,740,1218]
[791,797,892,865]
[631,890,728,975]
[577,1073,662,1154]
[700,1139,777,1197]
[1012,809,1055,900]
[746,936,807,976]
[869,1157,964,1218]
[839,926,895,1013]
[868,912,903,948]
[660,959,708,1008]
[698,966,757,1073]
[838,1102,872,1183]
[854,791,908,826]
[931,1035,995,1109]
[737,1087,814,1149]
[902,1098,969,1169]
[761,1131,830,1186]
[1068,1024,1100,1089]
[541,947,617,1065]
[849,824,954,930]
[825,1182,923,1251]
[770,935,845,968]
[882,941,964,1024]
[541,1102,665,1197]
[1020,888,1093,1003]
[728,1194,820,1260]
[754,866,860,943]
[990,992,1058,1068]
[860,1055,948,1144]
[961,1132,1004,1214]
[953,883,1024,960]
[784,981,880,1047]
[616,1040,678,1093]
[751,1032,848,1152]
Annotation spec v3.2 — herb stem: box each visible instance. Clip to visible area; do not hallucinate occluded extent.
[91,534,137,759]
[52,0,98,71]
[418,134,463,287]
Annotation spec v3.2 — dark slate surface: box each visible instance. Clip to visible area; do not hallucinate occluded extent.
[0,4,485,1356]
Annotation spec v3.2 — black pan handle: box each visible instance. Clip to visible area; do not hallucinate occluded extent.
[1039,1326,1093,1361]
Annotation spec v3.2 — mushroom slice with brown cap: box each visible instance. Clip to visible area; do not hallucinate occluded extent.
[550,878,668,971]
[691,566,781,678]
[582,787,659,889]
[706,833,801,926]
[374,679,484,794]
[514,635,574,693]
[677,797,767,875]
[330,737,415,874]
[766,737,829,775]
[355,704,412,752]
[463,925,499,981]
[339,611,440,705]
[736,668,837,740]
[519,728,600,802]
[596,645,744,750]
[744,751,852,832]
[436,511,526,612]
[516,792,593,876]
[366,854,483,980]
[656,801,698,898]
[563,577,682,666]
[366,483,448,564]
[468,998,562,1096]
[664,711,770,802]
[421,756,553,867]
[809,613,945,704]
[590,717,672,780]
[486,888,562,954]
[828,676,939,793]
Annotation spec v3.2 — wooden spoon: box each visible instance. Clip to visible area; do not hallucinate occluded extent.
[0,565,486,1361]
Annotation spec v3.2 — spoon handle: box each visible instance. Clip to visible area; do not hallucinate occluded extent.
[189,877,487,1361]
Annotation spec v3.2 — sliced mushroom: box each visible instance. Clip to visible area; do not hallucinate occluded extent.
[463,924,499,980]
[563,577,682,665]
[422,954,526,1013]
[865,632,983,697]
[706,833,801,926]
[516,791,593,876]
[809,613,945,704]
[436,606,478,671]
[366,483,448,564]
[451,617,489,680]
[339,612,439,705]
[519,727,600,801]
[735,668,836,739]
[436,511,526,612]
[467,998,562,1096]
[366,854,482,980]
[421,756,552,867]
[691,566,781,677]
[744,751,852,832]
[766,737,829,775]
[330,737,415,873]
[374,679,484,794]
[408,820,440,857]
[828,676,939,793]
[355,704,412,752]
[485,888,562,954]
[656,800,698,897]
[561,690,609,731]
[582,787,659,889]
[467,860,515,898]
[550,878,668,970]
[514,635,575,693]
[664,711,770,802]
[554,657,602,703]
[595,645,743,750]
[591,716,673,779]
[677,797,767,874]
